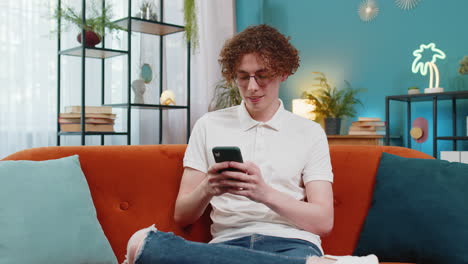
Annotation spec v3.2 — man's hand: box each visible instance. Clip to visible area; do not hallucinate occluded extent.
[214,161,273,203]
[204,161,237,196]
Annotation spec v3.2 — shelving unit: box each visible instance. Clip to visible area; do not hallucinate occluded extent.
[385,91,468,157]
[57,0,190,146]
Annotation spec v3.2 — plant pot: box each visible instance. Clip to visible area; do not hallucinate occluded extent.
[325,117,341,135]
[77,31,101,47]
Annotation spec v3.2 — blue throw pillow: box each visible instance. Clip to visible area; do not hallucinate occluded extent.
[0,155,117,264]
[354,152,468,264]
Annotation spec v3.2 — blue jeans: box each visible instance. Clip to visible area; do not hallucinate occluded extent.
[136,231,322,264]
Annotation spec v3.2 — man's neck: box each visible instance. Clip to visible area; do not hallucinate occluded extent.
[246,100,280,122]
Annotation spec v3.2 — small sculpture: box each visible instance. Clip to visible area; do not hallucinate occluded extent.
[160,90,176,105]
[141,63,153,84]
[132,79,146,104]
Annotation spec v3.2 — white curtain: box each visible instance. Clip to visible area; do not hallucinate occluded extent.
[0,0,58,159]
[0,0,236,159]
[189,0,236,128]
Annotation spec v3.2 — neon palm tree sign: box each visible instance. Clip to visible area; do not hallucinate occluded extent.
[411,43,446,93]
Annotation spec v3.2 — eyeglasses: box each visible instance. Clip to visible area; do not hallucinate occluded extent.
[234,73,274,87]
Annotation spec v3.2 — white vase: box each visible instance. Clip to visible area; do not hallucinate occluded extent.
[132,79,146,104]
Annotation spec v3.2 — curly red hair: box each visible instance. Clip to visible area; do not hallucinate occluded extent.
[219,24,300,84]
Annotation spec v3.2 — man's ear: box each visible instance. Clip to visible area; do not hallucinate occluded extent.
[280,75,289,82]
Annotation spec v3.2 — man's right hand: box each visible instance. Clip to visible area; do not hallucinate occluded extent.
[204,161,234,196]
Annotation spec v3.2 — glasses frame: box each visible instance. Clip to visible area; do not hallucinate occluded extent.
[234,73,275,88]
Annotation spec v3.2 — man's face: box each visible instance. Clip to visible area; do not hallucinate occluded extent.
[234,53,286,119]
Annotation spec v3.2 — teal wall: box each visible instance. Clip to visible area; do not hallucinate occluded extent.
[236,0,468,156]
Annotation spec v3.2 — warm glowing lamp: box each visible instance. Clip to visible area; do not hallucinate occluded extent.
[411,43,446,94]
[292,99,316,121]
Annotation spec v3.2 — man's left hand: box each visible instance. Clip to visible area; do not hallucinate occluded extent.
[218,161,273,203]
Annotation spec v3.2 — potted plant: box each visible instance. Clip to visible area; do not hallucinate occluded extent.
[302,72,364,135]
[408,86,420,94]
[459,56,468,75]
[137,1,158,21]
[208,79,242,111]
[52,0,125,47]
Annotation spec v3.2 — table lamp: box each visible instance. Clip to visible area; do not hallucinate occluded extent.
[292,99,316,121]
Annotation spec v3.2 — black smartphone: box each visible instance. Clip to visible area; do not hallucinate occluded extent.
[212,146,243,172]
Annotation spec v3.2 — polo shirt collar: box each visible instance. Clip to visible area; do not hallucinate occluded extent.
[238,99,285,132]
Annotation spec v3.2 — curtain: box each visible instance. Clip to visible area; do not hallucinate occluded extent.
[0,0,58,158]
[189,0,236,128]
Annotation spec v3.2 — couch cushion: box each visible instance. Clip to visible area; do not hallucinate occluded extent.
[354,152,468,263]
[321,145,433,255]
[0,155,117,264]
[2,145,213,263]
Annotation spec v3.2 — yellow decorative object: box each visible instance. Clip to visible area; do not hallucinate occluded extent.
[160,90,176,105]
[410,127,423,140]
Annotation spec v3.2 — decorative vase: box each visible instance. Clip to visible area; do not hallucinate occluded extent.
[132,79,146,104]
[325,117,341,135]
[77,31,101,47]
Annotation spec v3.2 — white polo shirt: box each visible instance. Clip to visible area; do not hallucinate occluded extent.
[183,100,333,252]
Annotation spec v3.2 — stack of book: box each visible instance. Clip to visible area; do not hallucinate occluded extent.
[348,117,386,135]
[59,106,116,132]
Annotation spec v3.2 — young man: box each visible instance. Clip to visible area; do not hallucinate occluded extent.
[122,24,378,264]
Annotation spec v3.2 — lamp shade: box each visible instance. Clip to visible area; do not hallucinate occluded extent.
[292,99,316,120]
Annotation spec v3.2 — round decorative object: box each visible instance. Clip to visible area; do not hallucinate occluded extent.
[140,63,153,84]
[411,117,428,143]
[358,0,379,22]
[410,127,423,139]
[77,31,101,47]
[395,0,421,10]
[160,90,176,105]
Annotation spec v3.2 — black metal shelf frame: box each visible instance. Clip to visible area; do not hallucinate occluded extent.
[385,90,468,157]
[57,0,191,146]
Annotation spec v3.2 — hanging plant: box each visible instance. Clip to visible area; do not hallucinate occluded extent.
[184,0,199,52]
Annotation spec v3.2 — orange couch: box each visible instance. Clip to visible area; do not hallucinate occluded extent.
[3,145,433,264]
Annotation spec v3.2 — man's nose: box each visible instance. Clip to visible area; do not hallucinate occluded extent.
[247,76,260,91]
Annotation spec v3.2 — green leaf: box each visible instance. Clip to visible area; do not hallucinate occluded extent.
[51,0,125,37]
[301,72,366,119]
[209,80,242,111]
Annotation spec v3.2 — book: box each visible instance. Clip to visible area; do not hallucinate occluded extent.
[348,130,385,135]
[59,113,116,119]
[59,117,115,124]
[358,117,381,122]
[60,123,114,132]
[64,106,113,114]
[349,125,385,132]
[352,121,386,127]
